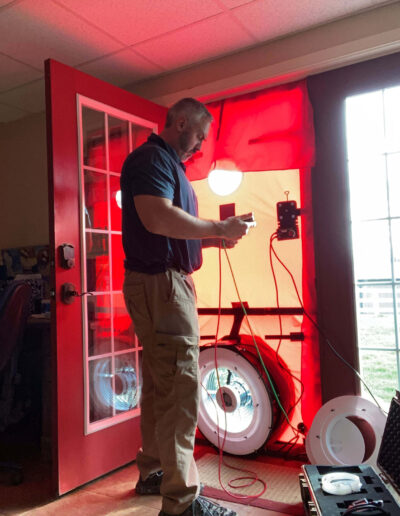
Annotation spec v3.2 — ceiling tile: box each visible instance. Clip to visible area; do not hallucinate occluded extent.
[0,53,42,92]
[0,0,123,69]
[134,13,256,70]
[54,0,223,46]
[217,0,257,8]
[0,0,17,7]
[0,79,45,113]
[231,0,392,42]
[0,102,30,123]
[78,49,163,87]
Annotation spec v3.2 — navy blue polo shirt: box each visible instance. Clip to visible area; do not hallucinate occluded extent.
[120,133,202,274]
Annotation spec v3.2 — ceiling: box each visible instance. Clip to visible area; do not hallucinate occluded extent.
[0,0,397,123]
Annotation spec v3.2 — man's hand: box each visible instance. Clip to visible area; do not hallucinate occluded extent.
[219,213,255,240]
[222,238,240,249]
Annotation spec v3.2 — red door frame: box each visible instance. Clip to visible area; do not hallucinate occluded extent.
[45,59,166,494]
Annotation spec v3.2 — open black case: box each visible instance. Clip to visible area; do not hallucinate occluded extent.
[300,392,400,515]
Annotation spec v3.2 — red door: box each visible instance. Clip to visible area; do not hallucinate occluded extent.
[45,59,166,495]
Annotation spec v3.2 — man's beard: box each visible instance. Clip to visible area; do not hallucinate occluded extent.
[179,130,194,160]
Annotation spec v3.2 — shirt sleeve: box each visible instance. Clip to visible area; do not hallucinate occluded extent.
[130,148,175,200]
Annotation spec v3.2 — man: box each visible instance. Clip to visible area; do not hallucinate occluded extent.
[121,98,252,516]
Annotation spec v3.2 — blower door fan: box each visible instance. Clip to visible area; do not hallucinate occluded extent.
[91,355,140,415]
[198,336,295,455]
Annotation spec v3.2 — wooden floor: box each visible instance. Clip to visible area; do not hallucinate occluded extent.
[0,459,295,515]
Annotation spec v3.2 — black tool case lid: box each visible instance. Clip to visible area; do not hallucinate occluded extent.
[377,391,400,493]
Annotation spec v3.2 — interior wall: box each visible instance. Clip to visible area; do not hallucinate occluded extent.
[308,51,400,403]
[0,112,49,249]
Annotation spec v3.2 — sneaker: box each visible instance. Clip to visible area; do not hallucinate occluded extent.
[159,495,237,515]
[135,470,163,494]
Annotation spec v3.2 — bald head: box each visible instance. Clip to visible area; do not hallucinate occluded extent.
[160,98,212,162]
[165,98,212,129]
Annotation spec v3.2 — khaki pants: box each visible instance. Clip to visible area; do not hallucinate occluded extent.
[123,268,201,515]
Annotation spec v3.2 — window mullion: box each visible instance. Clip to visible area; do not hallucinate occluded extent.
[383,89,400,368]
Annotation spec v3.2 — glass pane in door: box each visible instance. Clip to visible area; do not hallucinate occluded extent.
[82,107,106,169]
[86,232,110,292]
[110,175,122,231]
[89,357,114,422]
[87,294,112,357]
[113,292,135,352]
[84,170,108,230]
[131,123,153,149]
[109,117,129,173]
[114,353,140,414]
[111,234,124,292]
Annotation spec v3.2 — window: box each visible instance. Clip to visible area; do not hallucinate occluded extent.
[345,86,400,408]
[77,95,156,433]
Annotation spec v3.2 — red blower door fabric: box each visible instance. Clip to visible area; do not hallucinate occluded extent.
[187,79,320,432]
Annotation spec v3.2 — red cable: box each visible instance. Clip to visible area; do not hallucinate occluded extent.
[202,232,310,498]
[210,243,267,501]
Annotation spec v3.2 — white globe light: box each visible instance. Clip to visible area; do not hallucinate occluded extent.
[116,190,122,209]
[208,169,243,196]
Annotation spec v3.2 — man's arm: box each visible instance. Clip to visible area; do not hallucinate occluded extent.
[202,238,239,249]
[134,195,251,241]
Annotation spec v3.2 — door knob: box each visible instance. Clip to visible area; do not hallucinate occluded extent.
[61,283,78,304]
[61,283,94,304]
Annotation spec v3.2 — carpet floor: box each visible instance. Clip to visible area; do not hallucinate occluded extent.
[197,453,304,515]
